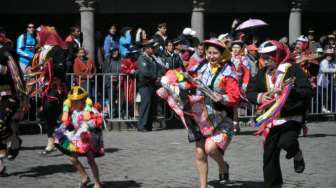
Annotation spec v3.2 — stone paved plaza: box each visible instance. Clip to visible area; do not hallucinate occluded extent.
[0,122,336,188]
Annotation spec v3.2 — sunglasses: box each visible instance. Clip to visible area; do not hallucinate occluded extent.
[27,26,35,29]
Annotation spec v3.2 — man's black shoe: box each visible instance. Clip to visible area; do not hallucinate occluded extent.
[137,128,148,132]
[7,137,22,160]
[294,150,305,173]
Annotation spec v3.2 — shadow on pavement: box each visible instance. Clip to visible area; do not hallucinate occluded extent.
[9,164,76,177]
[304,133,336,138]
[104,148,120,154]
[98,180,142,188]
[21,146,45,151]
[236,130,257,136]
[209,180,265,188]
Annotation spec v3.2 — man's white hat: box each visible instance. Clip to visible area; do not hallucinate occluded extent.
[296,35,309,42]
[218,33,230,41]
[316,47,323,53]
[183,27,196,36]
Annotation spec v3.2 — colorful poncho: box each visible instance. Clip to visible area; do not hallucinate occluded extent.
[254,63,294,140]
[54,99,104,157]
[157,63,240,142]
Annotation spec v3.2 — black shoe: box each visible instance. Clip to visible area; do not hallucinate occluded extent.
[294,150,305,173]
[7,137,22,160]
[219,162,230,184]
[137,128,148,132]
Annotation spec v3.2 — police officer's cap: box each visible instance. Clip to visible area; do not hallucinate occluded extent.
[143,39,159,48]
[172,37,183,45]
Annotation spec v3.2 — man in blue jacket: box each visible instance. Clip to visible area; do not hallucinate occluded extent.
[119,27,132,58]
[16,23,36,73]
[103,24,119,60]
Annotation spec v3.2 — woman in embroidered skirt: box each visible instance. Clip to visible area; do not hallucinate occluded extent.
[54,86,104,188]
[157,39,240,188]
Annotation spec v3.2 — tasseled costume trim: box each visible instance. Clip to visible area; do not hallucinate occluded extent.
[255,81,293,141]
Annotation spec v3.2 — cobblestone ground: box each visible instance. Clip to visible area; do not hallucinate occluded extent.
[0,122,336,188]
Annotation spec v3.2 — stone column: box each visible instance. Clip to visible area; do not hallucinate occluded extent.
[75,0,96,60]
[289,0,302,45]
[191,0,207,41]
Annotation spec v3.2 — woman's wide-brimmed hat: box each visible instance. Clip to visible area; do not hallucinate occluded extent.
[68,86,88,101]
[203,39,226,51]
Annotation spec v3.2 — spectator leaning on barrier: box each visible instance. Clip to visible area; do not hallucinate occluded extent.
[120,47,139,118]
[16,22,36,73]
[317,48,336,113]
[103,24,119,60]
[73,48,96,97]
[102,47,121,118]
[103,47,121,74]
[119,27,132,58]
[65,25,82,73]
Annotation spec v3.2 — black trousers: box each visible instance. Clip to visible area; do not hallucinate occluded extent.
[263,121,302,188]
[138,86,156,130]
[0,96,19,143]
[41,88,63,138]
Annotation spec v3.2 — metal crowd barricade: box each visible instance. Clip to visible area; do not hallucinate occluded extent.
[19,74,43,134]
[19,72,336,132]
[238,73,336,120]
[66,73,173,129]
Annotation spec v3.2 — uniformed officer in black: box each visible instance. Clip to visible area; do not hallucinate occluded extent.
[136,40,159,131]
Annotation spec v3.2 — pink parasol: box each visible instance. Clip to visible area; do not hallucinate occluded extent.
[235,19,268,31]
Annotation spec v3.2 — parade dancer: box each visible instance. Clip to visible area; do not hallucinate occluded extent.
[54,86,104,188]
[292,35,320,136]
[246,40,312,188]
[231,40,251,134]
[26,26,67,155]
[0,32,28,175]
[157,39,240,188]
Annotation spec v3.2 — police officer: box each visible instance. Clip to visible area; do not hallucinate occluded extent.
[136,40,159,131]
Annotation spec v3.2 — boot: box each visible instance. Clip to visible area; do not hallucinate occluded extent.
[41,138,56,155]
